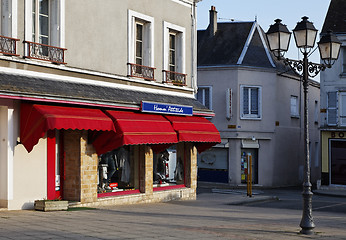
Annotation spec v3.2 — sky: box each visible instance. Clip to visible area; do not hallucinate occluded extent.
[196,0,332,80]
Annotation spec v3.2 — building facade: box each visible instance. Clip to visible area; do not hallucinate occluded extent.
[0,0,220,210]
[320,0,346,188]
[196,7,321,187]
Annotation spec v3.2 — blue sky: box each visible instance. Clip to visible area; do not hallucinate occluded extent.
[196,0,331,78]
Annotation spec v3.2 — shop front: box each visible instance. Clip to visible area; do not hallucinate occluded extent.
[321,130,346,186]
[19,102,220,207]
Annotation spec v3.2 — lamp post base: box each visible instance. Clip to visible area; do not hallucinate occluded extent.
[300,182,315,235]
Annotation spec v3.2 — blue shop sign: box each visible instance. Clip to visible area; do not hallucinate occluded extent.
[141,101,193,116]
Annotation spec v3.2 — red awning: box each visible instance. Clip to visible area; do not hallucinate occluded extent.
[20,103,116,152]
[164,115,221,153]
[93,110,178,152]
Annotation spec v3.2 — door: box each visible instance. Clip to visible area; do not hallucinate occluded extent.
[241,149,258,184]
[47,130,64,200]
[330,140,346,185]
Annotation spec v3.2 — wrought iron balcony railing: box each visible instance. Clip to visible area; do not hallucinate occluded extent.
[162,70,186,86]
[24,41,67,64]
[128,63,155,81]
[0,35,19,56]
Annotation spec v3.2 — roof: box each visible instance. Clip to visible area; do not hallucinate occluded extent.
[0,72,211,114]
[321,0,346,34]
[197,21,275,68]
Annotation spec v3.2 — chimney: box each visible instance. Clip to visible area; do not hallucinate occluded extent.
[209,6,217,36]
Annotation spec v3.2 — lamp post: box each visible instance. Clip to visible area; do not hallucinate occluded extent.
[266,17,341,235]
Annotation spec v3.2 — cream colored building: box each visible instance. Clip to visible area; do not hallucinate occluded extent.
[0,0,220,210]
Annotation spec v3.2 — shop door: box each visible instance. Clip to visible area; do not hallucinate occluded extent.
[47,130,64,200]
[241,149,258,184]
[330,140,346,185]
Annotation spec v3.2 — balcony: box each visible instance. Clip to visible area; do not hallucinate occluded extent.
[0,35,19,56]
[128,63,155,81]
[24,41,67,64]
[163,70,186,86]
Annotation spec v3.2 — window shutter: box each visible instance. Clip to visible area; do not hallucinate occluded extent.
[327,92,338,126]
[50,0,60,47]
[243,87,249,115]
[1,0,11,37]
[340,93,346,126]
[226,88,232,119]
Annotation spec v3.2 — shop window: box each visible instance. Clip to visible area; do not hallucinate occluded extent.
[97,146,139,196]
[153,145,184,189]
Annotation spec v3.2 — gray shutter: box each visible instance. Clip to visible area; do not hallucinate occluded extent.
[327,92,337,126]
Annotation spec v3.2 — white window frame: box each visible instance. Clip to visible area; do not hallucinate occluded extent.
[163,21,185,74]
[24,0,64,47]
[197,86,212,110]
[290,95,299,118]
[240,85,262,119]
[0,0,17,38]
[128,10,154,68]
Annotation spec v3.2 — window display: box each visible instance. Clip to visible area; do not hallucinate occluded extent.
[98,146,137,194]
[153,146,184,187]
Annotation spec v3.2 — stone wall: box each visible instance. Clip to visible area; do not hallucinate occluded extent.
[63,133,197,207]
[63,130,81,201]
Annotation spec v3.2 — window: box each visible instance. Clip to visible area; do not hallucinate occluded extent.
[26,0,63,47]
[240,85,261,119]
[163,21,185,85]
[169,33,176,72]
[327,92,337,126]
[290,95,299,117]
[153,145,184,189]
[128,10,154,80]
[197,86,212,110]
[135,22,143,66]
[25,0,65,63]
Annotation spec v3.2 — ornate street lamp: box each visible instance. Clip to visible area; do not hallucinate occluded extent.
[266,17,341,235]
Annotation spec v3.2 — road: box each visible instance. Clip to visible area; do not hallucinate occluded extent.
[0,187,345,239]
[242,187,346,214]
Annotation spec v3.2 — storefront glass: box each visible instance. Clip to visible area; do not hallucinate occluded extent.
[153,145,184,188]
[97,145,138,194]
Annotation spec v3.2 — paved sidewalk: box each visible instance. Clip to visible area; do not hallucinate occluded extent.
[0,187,345,239]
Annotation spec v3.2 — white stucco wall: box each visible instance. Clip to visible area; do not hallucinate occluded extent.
[197,66,320,187]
